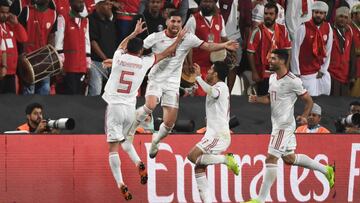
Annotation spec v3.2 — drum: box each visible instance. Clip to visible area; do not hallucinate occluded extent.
[18,45,62,84]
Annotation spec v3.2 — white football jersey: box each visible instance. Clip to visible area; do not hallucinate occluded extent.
[206,81,230,134]
[144,31,204,89]
[268,71,307,132]
[102,49,155,105]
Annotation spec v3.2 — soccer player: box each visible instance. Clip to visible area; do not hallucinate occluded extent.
[102,19,186,201]
[187,62,240,203]
[129,10,239,159]
[245,49,335,203]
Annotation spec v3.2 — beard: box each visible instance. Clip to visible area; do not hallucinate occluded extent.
[73,5,85,13]
[201,7,214,16]
[313,17,324,25]
[264,19,275,27]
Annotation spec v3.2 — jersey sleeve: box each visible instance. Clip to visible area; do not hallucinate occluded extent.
[113,49,125,60]
[143,32,157,49]
[247,28,261,53]
[187,32,204,48]
[143,54,156,70]
[292,78,307,96]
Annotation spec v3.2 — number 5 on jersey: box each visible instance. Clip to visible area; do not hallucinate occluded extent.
[117,71,134,94]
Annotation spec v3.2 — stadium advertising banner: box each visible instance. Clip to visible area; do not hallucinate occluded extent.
[0,134,360,202]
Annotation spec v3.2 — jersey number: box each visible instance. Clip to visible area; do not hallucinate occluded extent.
[117,71,134,94]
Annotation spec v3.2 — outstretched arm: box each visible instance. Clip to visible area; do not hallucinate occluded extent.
[199,40,239,52]
[118,19,147,50]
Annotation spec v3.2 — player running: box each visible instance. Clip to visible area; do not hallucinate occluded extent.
[245,49,335,203]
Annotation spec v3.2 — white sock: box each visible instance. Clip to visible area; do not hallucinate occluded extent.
[109,152,124,188]
[258,163,277,202]
[294,154,327,175]
[129,105,152,136]
[153,123,172,144]
[121,139,141,165]
[195,172,212,203]
[136,105,152,123]
[196,155,226,166]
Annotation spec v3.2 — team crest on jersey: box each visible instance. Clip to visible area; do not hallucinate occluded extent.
[215,24,220,31]
[323,35,328,41]
[46,22,51,29]
[158,25,164,31]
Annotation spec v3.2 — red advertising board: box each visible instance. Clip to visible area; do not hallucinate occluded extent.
[0,134,359,203]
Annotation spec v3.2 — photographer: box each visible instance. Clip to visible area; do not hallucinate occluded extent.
[335,101,360,133]
[17,102,60,134]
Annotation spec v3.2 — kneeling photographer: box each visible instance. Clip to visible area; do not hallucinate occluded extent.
[17,103,75,134]
[335,101,360,133]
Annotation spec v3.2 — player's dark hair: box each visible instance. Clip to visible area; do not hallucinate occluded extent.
[350,101,360,107]
[271,49,289,63]
[127,38,144,54]
[25,103,43,115]
[0,0,10,7]
[167,10,182,19]
[264,2,279,14]
[213,61,229,82]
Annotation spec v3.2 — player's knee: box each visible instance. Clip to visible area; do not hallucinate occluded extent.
[145,97,158,110]
[282,155,295,165]
[187,154,196,164]
[265,154,278,164]
[194,165,206,173]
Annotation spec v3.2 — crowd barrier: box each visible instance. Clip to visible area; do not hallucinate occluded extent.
[0,134,360,202]
[0,95,358,134]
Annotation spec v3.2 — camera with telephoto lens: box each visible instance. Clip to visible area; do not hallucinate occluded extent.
[46,118,75,130]
[334,113,360,132]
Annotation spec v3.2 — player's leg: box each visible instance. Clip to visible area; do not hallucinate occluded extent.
[128,83,161,136]
[282,153,335,188]
[188,134,239,175]
[121,113,148,185]
[195,165,212,203]
[149,89,179,158]
[106,105,132,200]
[246,130,284,203]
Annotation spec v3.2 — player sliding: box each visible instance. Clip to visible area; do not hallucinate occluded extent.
[187,62,240,203]
[102,19,187,201]
[245,49,335,203]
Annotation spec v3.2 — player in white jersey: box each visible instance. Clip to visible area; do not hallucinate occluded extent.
[129,10,239,159]
[103,19,187,201]
[245,49,335,203]
[187,62,240,203]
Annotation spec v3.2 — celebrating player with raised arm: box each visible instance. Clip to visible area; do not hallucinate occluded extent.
[102,19,187,201]
[187,62,240,203]
[129,10,239,159]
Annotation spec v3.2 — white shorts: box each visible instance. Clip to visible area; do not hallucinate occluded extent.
[196,128,231,155]
[105,104,135,143]
[145,81,179,108]
[268,129,297,158]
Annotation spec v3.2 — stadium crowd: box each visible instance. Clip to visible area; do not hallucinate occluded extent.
[0,0,358,97]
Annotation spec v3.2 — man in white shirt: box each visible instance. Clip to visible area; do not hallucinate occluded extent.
[103,19,186,201]
[245,49,335,203]
[285,0,314,40]
[187,61,240,203]
[129,10,239,159]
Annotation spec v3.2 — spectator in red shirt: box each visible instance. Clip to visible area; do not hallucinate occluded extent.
[18,0,57,95]
[0,0,28,94]
[247,2,291,95]
[55,0,91,95]
[329,6,354,96]
[350,3,360,97]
